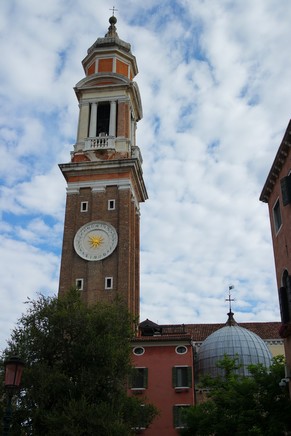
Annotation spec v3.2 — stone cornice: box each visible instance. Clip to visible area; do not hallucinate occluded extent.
[59,158,148,204]
[260,120,291,203]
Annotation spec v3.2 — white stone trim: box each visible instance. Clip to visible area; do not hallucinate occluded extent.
[66,178,138,207]
[91,186,106,193]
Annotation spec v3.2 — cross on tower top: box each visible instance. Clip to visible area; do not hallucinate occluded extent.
[225,285,235,312]
[109,6,118,16]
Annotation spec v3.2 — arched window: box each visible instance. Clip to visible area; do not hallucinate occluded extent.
[279,270,291,323]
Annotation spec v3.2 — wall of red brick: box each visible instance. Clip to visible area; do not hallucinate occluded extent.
[58,183,140,319]
[267,156,291,287]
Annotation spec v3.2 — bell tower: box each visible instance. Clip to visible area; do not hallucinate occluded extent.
[58,16,147,320]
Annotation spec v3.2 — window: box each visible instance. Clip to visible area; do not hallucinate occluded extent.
[133,347,145,356]
[281,175,291,206]
[129,367,148,390]
[273,199,282,233]
[105,277,113,290]
[175,345,187,355]
[173,405,190,429]
[76,278,84,290]
[279,270,291,324]
[132,405,148,431]
[80,201,88,212]
[108,199,115,210]
[172,366,192,388]
[97,102,110,135]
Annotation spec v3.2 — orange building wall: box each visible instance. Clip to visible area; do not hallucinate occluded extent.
[129,342,194,435]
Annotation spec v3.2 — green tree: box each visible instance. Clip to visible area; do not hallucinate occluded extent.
[181,355,291,436]
[0,289,157,435]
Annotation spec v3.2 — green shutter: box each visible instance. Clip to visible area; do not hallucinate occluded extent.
[187,366,192,388]
[128,368,134,388]
[172,367,177,387]
[281,176,291,206]
[129,368,148,389]
[143,368,148,388]
[173,405,179,428]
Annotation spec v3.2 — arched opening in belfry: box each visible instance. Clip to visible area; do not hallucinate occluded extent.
[97,102,110,135]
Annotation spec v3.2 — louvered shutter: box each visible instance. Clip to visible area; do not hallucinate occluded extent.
[187,366,192,388]
[172,367,177,387]
[173,405,179,428]
[280,176,291,206]
[143,368,148,388]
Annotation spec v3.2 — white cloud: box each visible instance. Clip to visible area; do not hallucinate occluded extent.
[0,236,59,349]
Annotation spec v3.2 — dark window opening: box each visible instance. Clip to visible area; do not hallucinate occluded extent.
[80,201,88,212]
[129,367,148,389]
[133,347,145,356]
[105,277,113,289]
[176,346,187,354]
[173,405,190,429]
[76,279,84,290]
[273,199,282,233]
[108,199,115,210]
[172,367,192,388]
[280,271,291,323]
[97,102,110,136]
[281,175,291,206]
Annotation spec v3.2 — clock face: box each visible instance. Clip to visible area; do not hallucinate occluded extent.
[74,221,118,261]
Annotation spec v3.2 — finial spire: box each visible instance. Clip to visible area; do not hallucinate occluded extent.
[225,285,237,326]
[225,285,235,312]
[109,6,118,16]
[105,8,119,38]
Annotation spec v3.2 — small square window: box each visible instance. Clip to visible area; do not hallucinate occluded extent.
[80,201,88,212]
[134,404,147,431]
[173,405,190,429]
[172,366,192,388]
[105,277,113,289]
[129,367,148,389]
[108,199,115,210]
[76,278,84,290]
[273,199,282,233]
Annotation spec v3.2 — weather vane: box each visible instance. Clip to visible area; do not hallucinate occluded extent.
[110,6,118,16]
[225,285,235,312]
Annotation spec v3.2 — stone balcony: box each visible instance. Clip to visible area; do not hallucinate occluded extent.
[84,135,115,151]
[82,136,143,164]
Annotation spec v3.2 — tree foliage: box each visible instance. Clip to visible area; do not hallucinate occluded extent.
[181,355,291,436]
[0,289,157,435]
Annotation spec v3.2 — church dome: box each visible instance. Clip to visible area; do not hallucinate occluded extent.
[197,312,272,378]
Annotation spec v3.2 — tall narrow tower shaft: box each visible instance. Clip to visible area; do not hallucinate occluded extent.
[58,16,147,320]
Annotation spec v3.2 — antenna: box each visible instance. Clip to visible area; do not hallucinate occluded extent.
[225,285,235,312]
[109,6,118,16]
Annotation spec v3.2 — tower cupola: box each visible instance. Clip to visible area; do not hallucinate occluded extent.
[72,16,142,163]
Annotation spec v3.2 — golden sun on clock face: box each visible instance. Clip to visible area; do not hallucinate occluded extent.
[88,234,104,248]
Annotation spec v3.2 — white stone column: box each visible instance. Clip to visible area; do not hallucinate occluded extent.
[109,100,117,137]
[131,114,135,146]
[77,102,90,143]
[89,102,98,137]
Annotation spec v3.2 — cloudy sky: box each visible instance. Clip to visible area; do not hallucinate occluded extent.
[1,0,290,350]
